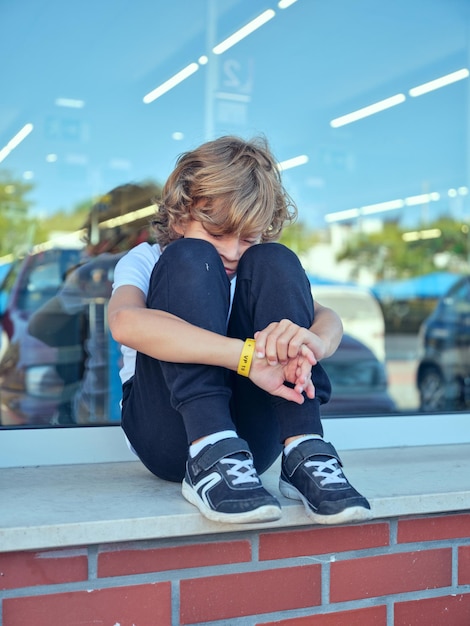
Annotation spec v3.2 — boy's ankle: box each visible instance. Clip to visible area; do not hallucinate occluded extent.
[189,430,237,457]
[284,434,323,456]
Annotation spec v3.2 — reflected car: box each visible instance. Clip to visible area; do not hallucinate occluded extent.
[0,247,84,425]
[310,283,386,362]
[416,275,470,411]
[321,333,396,416]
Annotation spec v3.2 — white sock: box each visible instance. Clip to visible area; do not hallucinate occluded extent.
[284,434,323,457]
[189,430,238,458]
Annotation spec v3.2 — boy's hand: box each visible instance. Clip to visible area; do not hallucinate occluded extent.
[248,345,315,404]
[254,319,328,366]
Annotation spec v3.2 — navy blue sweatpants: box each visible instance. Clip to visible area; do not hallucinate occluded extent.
[121,239,331,482]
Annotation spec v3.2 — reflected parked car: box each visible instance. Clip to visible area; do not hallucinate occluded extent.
[416,275,470,411]
[0,246,84,425]
[311,283,386,362]
[321,333,396,416]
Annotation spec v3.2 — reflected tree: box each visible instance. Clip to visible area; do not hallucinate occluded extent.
[0,171,34,257]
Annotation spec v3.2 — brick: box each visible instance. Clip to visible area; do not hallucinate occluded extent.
[330,548,451,603]
[0,549,88,591]
[3,582,171,626]
[459,545,470,585]
[258,604,387,625]
[98,539,251,577]
[398,513,470,543]
[259,523,389,561]
[180,564,321,624]
[394,593,470,626]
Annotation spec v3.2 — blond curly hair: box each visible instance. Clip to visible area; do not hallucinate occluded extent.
[152,135,297,247]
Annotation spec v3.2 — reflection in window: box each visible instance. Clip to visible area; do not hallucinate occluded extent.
[0,0,469,427]
[416,276,470,412]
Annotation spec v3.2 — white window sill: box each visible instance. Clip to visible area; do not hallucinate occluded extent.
[1,443,470,553]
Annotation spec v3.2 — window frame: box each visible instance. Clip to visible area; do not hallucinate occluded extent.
[2,411,469,468]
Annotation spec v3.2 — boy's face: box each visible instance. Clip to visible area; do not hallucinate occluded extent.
[182,219,260,279]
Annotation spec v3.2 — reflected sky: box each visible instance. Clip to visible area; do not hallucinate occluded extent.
[1,0,469,227]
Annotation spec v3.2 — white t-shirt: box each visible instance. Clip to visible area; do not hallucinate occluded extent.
[112,241,237,385]
[112,242,162,384]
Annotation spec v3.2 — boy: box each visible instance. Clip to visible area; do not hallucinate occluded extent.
[108,135,371,525]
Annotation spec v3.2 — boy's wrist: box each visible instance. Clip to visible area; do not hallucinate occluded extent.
[237,338,256,376]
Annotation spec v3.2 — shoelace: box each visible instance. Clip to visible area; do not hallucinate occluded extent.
[304,457,347,486]
[220,457,260,485]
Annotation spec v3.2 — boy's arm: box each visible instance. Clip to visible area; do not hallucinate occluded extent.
[309,301,343,359]
[108,285,243,368]
[108,285,314,404]
[252,302,343,366]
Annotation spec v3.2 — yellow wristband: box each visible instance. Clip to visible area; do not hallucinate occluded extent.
[237,338,256,377]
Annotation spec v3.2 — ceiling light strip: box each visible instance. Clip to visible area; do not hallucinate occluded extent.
[277,154,309,171]
[0,123,34,164]
[325,208,360,223]
[55,98,85,109]
[402,228,441,242]
[361,199,404,215]
[409,68,469,97]
[325,190,442,223]
[98,205,156,229]
[143,62,199,104]
[212,9,276,55]
[330,94,406,128]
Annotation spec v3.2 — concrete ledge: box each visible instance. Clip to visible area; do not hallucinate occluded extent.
[1,443,470,553]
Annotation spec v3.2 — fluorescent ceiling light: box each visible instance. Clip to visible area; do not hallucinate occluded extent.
[326,186,448,223]
[402,228,441,242]
[447,186,468,198]
[418,228,441,240]
[277,154,309,171]
[143,62,199,104]
[0,123,34,164]
[55,98,85,108]
[278,0,298,8]
[330,94,406,128]
[409,68,469,97]
[99,204,156,229]
[361,199,404,215]
[405,192,440,206]
[325,208,360,223]
[213,9,275,55]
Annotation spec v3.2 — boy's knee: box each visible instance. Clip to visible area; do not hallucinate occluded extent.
[239,242,302,274]
[164,237,220,265]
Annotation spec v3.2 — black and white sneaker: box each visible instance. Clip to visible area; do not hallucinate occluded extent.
[279,438,372,525]
[182,437,282,524]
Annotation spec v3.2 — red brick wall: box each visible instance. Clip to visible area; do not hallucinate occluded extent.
[1,512,470,625]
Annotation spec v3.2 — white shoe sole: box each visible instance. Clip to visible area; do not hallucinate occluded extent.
[182,480,282,524]
[279,479,372,525]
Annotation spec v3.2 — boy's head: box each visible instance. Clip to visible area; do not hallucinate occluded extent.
[152,135,297,247]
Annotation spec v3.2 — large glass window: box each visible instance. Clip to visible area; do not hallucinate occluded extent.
[1,0,469,437]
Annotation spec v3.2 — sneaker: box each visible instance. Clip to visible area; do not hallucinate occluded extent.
[182,437,282,524]
[279,438,372,524]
